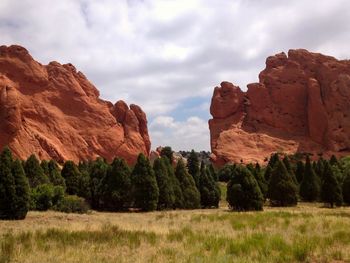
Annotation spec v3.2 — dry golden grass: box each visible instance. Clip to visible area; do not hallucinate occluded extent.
[0,203,350,263]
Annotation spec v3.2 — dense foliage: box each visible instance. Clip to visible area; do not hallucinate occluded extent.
[226,166,263,211]
[267,160,298,206]
[132,153,159,211]
[0,148,30,220]
[2,145,350,220]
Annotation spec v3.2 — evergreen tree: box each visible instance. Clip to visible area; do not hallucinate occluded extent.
[198,161,220,208]
[295,160,305,184]
[77,160,91,200]
[342,171,350,205]
[268,160,298,206]
[47,160,65,188]
[175,159,200,209]
[187,150,200,187]
[11,159,30,219]
[264,165,273,182]
[153,157,175,210]
[132,154,159,211]
[300,156,320,201]
[268,153,280,169]
[160,146,174,164]
[330,155,339,167]
[99,158,131,211]
[252,163,268,199]
[164,157,183,209]
[40,160,49,175]
[321,162,343,208]
[218,164,236,182]
[331,165,345,185]
[226,166,263,211]
[89,157,109,209]
[24,154,49,188]
[0,147,16,219]
[283,156,298,184]
[0,148,30,220]
[61,161,83,196]
[315,157,325,179]
[208,163,218,181]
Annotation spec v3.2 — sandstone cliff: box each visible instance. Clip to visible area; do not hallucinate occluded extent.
[209,49,350,165]
[0,45,150,164]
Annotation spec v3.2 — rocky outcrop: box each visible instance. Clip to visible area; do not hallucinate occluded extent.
[209,49,350,165]
[0,45,150,164]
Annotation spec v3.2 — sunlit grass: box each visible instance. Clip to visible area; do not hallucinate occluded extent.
[0,204,349,262]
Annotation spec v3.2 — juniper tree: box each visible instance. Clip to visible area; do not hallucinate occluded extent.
[264,165,273,182]
[329,155,339,167]
[300,156,320,201]
[132,154,159,211]
[268,160,298,206]
[208,163,218,181]
[187,150,200,188]
[61,161,83,196]
[0,147,30,220]
[175,159,200,209]
[40,160,49,175]
[268,153,280,169]
[283,156,298,184]
[99,158,131,211]
[153,157,175,210]
[163,157,183,209]
[207,164,221,206]
[218,164,236,182]
[249,163,268,199]
[226,166,263,211]
[295,160,305,184]
[160,146,174,164]
[199,161,220,208]
[342,171,350,205]
[47,160,65,188]
[321,162,343,208]
[89,157,109,209]
[24,154,49,188]
[11,159,30,219]
[315,157,325,179]
[77,160,91,200]
[0,147,15,220]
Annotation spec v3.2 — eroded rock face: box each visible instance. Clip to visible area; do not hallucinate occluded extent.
[0,45,150,164]
[209,49,350,165]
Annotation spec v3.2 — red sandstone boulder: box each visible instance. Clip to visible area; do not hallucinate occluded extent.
[209,49,350,165]
[0,45,150,164]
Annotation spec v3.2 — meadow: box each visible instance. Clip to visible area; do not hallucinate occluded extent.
[1,198,350,263]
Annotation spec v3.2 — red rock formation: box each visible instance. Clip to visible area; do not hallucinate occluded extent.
[0,45,150,164]
[209,49,350,165]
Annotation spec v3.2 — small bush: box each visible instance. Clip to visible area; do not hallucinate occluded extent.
[54,195,89,214]
[30,184,65,211]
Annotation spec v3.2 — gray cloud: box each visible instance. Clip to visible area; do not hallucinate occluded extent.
[1,0,350,151]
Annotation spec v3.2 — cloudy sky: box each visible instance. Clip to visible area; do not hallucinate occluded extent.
[1,0,350,151]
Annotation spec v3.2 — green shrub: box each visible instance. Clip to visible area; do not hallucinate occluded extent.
[54,195,89,214]
[30,184,64,211]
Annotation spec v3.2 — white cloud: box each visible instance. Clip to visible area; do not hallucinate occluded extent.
[150,115,209,151]
[1,0,350,151]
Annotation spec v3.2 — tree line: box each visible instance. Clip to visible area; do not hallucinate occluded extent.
[2,144,349,220]
[222,153,350,211]
[0,147,220,220]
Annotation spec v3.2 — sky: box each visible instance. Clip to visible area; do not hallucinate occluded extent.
[1,0,350,151]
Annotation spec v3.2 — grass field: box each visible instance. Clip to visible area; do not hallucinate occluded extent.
[1,199,350,262]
